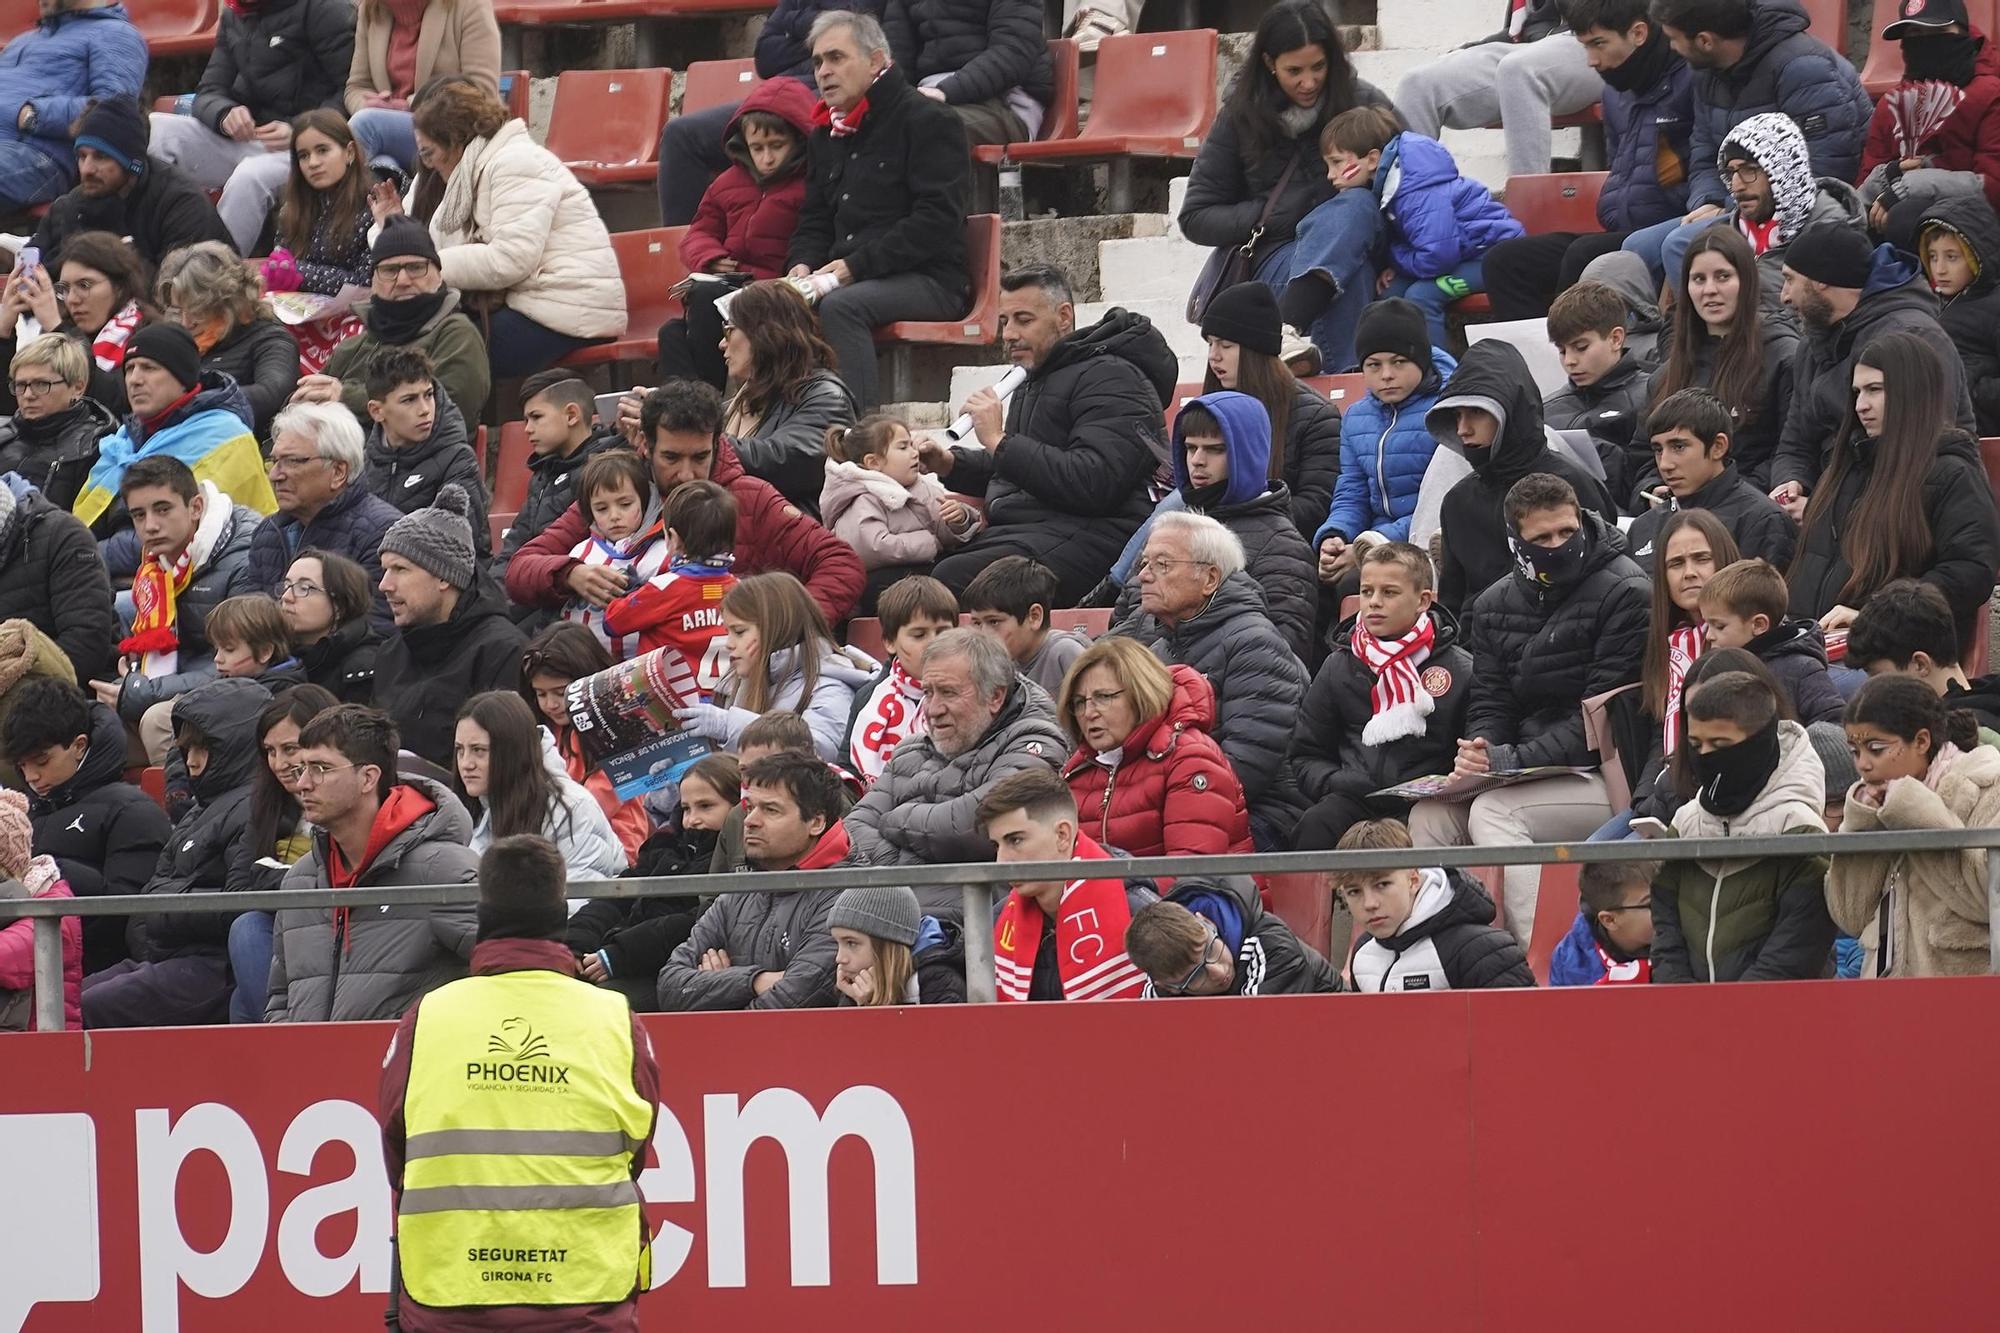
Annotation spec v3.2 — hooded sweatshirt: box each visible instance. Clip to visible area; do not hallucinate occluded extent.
[1370,132,1523,280]
[1916,194,2000,435]
[1713,111,1869,321]
[681,77,819,280]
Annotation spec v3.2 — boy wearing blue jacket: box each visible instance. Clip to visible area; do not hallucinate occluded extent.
[1321,106,1525,349]
[1548,859,1655,985]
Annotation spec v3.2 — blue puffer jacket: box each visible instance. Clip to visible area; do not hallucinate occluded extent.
[1597,41,1694,230]
[1372,133,1523,280]
[1314,346,1456,547]
[0,6,147,170]
[1684,0,1871,210]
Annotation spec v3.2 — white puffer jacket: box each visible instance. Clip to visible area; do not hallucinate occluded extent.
[430,119,626,340]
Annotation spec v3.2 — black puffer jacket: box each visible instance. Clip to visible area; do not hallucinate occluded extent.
[191,0,353,129]
[201,317,301,440]
[124,678,270,963]
[566,824,710,988]
[1295,606,1473,804]
[1747,618,1846,725]
[360,385,491,557]
[494,425,630,587]
[1642,318,1798,491]
[945,308,1176,604]
[297,614,380,703]
[1788,430,2000,645]
[0,398,116,512]
[28,161,234,270]
[1158,874,1340,996]
[1770,245,1977,493]
[1918,195,2000,436]
[1284,382,1343,539]
[882,0,1052,106]
[1463,511,1651,770]
[1111,488,1316,660]
[1542,352,1653,507]
[1347,867,1533,991]
[372,575,527,767]
[0,481,116,681]
[1626,464,1798,571]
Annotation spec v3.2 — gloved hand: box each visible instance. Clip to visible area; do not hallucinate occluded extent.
[672,702,753,744]
[1434,275,1472,301]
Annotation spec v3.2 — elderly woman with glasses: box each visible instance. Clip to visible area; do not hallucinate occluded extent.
[1056,634,1252,864]
[278,548,381,704]
[0,333,118,511]
[156,241,301,439]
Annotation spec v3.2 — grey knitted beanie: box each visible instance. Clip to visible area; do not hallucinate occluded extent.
[828,885,922,947]
[379,482,476,590]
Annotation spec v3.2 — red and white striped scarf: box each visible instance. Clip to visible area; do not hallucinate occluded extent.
[1352,613,1436,745]
[994,836,1145,1002]
[92,300,144,373]
[1662,623,1705,755]
[848,658,927,785]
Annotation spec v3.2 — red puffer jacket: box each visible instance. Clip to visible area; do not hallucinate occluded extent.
[1860,31,2000,216]
[1060,665,1252,860]
[680,78,818,279]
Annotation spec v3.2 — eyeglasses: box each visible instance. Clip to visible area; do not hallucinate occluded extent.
[1134,556,1212,578]
[10,377,66,397]
[1156,928,1222,996]
[1069,688,1126,715]
[278,578,324,600]
[415,144,437,168]
[53,277,99,301]
[1604,898,1652,913]
[1719,163,1765,184]
[268,452,324,474]
[375,259,433,281]
[289,759,359,785]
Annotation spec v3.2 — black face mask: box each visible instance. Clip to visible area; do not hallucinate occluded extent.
[1181,478,1229,511]
[1902,32,1983,86]
[1599,27,1675,93]
[1692,719,1783,818]
[1509,525,1591,594]
[365,286,449,345]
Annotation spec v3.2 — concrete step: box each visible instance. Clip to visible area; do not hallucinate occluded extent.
[1098,229,1208,306]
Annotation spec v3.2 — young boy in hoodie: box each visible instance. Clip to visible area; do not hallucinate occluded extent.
[1847,577,2000,742]
[1651,668,1835,982]
[1548,859,1654,986]
[1916,196,2000,435]
[495,370,633,593]
[1334,818,1533,992]
[360,347,490,557]
[843,574,957,785]
[1541,280,1655,502]
[1698,559,1846,725]
[962,557,1088,700]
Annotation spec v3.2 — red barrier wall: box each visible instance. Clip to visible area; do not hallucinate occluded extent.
[4,980,1999,1331]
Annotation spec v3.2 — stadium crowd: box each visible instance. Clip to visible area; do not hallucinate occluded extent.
[5,0,2000,1027]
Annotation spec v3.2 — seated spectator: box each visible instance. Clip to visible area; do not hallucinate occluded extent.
[293,219,490,428]
[6,677,172,975]
[228,684,339,1022]
[657,752,857,1010]
[1623,0,1870,286]
[207,594,307,690]
[717,281,857,515]
[1178,2,1392,367]
[1830,673,1996,976]
[1334,818,1533,991]
[977,768,1154,1001]
[0,620,78,789]
[144,0,354,255]
[80,676,271,1027]
[784,11,970,410]
[842,574,957,784]
[1642,226,1798,491]
[883,0,1050,148]
[1409,474,1648,947]
[704,708,862,874]
[561,452,680,657]
[660,80,817,388]
[1056,638,1251,860]
[521,382,864,625]
[91,456,261,763]
[1548,858,1655,986]
[1293,540,1471,850]
[1651,667,1835,982]
[280,549,381,702]
[1848,578,2000,735]
[1916,197,2000,436]
[357,347,488,556]
[249,403,402,620]
[0,333,117,512]
[568,752,737,1010]
[1858,0,2000,244]
[493,372,630,599]
[344,0,499,175]
[0,787,82,1029]
[156,243,303,438]
[265,704,478,1020]
[926,266,1176,605]
[452,690,625,880]
[373,485,526,766]
[820,414,980,589]
[0,465,117,680]
[0,0,146,212]
[378,79,623,376]
[962,556,1088,699]
[847,628,1065,915]
[1627,388,1797,569]
[519,623,655,863]
[28,98,234,270]
[1482,0,1694,321]
[828,884,966,1006]
[1127,881,1338,996]
[1786,331,2000,643]
[1771,225,1978,511]
[0,229,158,418]
[1421,340,1618,610]
[1542,282,1653,500]
[268,110,376,297]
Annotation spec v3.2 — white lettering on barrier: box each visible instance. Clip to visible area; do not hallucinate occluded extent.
[135,1104,271,1333]
[275,1099,392,1297]
[0,1113,101,1331]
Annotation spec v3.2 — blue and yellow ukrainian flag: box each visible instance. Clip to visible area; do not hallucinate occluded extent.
[74,408,277,529]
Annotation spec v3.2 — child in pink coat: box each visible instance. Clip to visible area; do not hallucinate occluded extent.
[819,415,981,572]
[0,789,81,1031]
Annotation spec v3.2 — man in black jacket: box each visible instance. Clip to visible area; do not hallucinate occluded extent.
[1626,387,1797,569]
[0,474,117,681]
[881,0,1052,146]
[927,265,1176,604]
[28,98,234,269]
[1409,473,1649,948]
[786,10,970,409]
[145,0,354,253]
[1126,877,1339,996]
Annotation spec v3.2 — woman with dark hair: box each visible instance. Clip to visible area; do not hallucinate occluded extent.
[0,229,158,416]
[518,621,652,862]
[278,550,381,703]
[1789,331,2000,644]
[1643,226,1797,491]
[717,279,857,515]
[272,109,375,296]
[453,690,627,880]
[1178,0,1390,369]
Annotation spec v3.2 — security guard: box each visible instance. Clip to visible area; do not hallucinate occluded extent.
[379,834,659,1331]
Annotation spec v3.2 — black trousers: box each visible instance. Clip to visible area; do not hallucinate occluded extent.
[1482,229,1631,321]
[1290,792,1413,851]
[657,280,734,388]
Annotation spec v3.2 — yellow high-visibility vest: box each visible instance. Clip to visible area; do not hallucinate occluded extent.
[397,969,654,1308]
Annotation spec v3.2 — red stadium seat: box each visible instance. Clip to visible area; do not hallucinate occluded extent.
[847,617,887,660]
[139,767,167,811]
[1527,862,1581,986]
[681,58,762,117]
[545,69,672,187]
[493,422,535,513]
[561,226,690,368]
[133,0,216,56]
[1009,30,1217,163]
[1980,437,2000,508]
[499,0,764,24]
[875,214,1002,346]
[1264,872,1334,959]
[1164,381,1204,432]
[1503,172,1608,235]
[974,39,1082,165]
[1967,598,1992,676]
[1303,373,1368,410]
[498,69,531,123]
[0,0,37,42]
[1800,0,1848,50]
[1045,608,1111,637]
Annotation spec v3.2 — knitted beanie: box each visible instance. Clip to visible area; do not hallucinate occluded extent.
[1198,281,1282,357]
[372,215,441,267]
[828,884,922,947]
[0,789,31,881]
[1783,222,1876,290]
[126,323,202,391]
[1807,721,1859,807]
[1354,297,1432,367]
[75,97,148,176]
[379,483,476,590]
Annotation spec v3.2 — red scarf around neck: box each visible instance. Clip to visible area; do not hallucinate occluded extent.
[849,658,926,784]
[1662,622,1705,755]
[994,835,1145,1002]
[1351,612,1436,745]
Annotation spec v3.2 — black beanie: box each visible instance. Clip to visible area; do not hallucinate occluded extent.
[1354,297,1431,366]
[1198,281,1282,356]
[1783,221,1875,290]
[125,323,202,391]
[476,870,569,943]
[371,215,442,267]
[74,97,148,176]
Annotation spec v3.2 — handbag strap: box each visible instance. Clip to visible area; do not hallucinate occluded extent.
[1239,154,1301,256]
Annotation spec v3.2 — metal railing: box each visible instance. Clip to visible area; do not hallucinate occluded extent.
[6,828,1999,1030]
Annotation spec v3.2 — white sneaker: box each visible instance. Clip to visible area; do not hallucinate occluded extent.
[1280,325,1322,376]
[1065,7,1128,53]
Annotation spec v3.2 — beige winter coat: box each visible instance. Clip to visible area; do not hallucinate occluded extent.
[429,119,626,341]
[1829,742,2000,978]
[345,0,500,110]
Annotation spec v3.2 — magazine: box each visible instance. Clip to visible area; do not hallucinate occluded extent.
[1371,766,1598,802]
[564,648,714,799]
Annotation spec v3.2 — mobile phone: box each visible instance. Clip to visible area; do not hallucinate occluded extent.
[15,246,37,278]
[1629,817,1672,840]
[594,391,627,424]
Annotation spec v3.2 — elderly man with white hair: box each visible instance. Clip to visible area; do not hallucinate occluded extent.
[244,401,403,626]
[1109,510,1308,848]
[845,627,1067,918]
